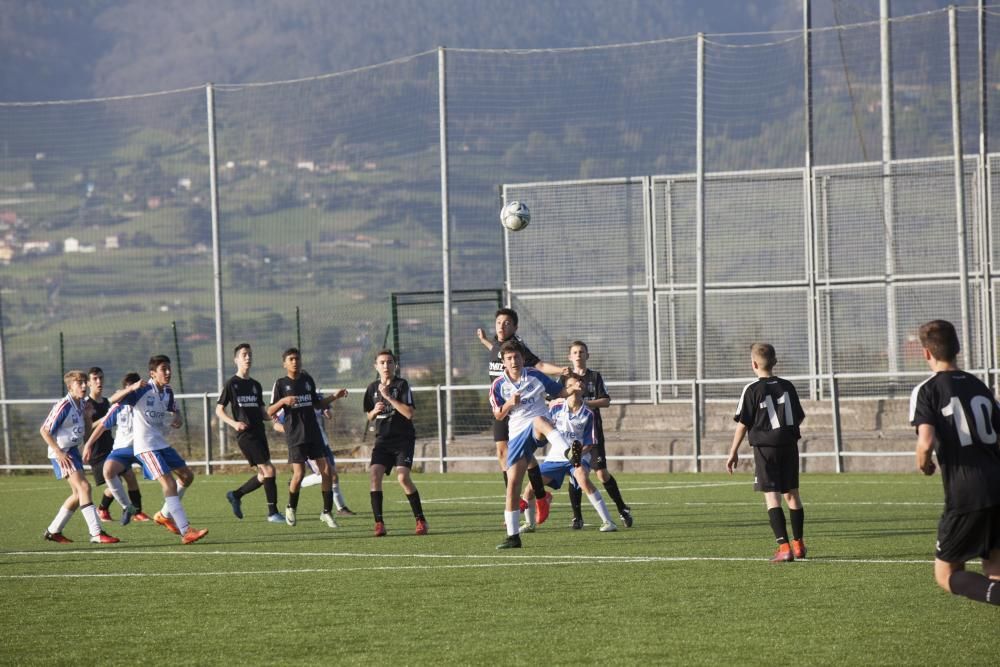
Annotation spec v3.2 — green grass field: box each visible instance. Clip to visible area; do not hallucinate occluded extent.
[1,472,996,665]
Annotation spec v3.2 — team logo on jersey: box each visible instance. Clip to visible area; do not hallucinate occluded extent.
[146,395,155,407]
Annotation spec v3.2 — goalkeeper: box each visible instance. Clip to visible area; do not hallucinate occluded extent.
[519,373,618,533]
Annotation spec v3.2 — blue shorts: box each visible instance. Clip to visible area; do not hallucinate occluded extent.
[49,447,84,480]
[137,447,187,480]
[506,427,540,468]
[539,459,591,490]
[107,446,138,468]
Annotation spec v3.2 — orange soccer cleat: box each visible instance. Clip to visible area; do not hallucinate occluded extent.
[415,518,428,536]
[374,521,387,537]
[771,542,794,563]
[181,528,208,545]
[154,511,181,535]
[535,492,553,525]
[791,539,807,559]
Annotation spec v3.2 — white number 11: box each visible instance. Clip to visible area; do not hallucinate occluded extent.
[760,392,793,429]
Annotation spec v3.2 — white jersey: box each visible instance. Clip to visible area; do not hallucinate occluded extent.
[118,381,176,454]
[490,367,564,438]
[100,402,134,450]
[42,394,86,452]
[545,401,596,463]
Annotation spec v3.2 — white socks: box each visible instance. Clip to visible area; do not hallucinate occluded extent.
[161,483,186,518]
[504,510,519,536]
[48,507,74,534]
[587,490,612,523]
[164,495,189,534]
[332,483,346,510]
[107,475,130,509]
[80,504,102,537]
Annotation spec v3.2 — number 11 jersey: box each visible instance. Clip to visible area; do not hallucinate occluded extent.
[910,370,1000,513]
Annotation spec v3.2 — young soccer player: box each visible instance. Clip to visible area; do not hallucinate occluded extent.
[266,347,347,528]
[520,373,618,533]
[217,343,283,523]
[41,370,119,544]
[909,319,1000,606]
[562,340,633,529]
[491,340,574,549]
[363,349,427,537]
[476,307,564,522]
[274,396,354,515]
[83,367,117,522]
[82,372,150,526]
[109,355,208,544]
[725,343,806,562]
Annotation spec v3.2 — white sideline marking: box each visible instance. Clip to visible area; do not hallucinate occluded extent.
[0,551,933,579]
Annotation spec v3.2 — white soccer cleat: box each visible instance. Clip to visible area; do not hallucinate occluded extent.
[319,512,338,528]
[599,520,618,533]
[285,506,297,526]
[300,473,322,488]
[519,521,536,534]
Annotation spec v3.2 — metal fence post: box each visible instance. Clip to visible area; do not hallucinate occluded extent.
[803,0,820,401]
[438,47,455,445]
[695,33,706,393]
[691,379,701,472]
[880,0,900,375]
[950,6,973,367]
[830,375,844,473]
[206,82,227,457]
[202,393,212,475]
[0,288,10,471]
[436,386,447,473]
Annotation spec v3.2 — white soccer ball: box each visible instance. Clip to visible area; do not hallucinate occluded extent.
[500,200,530,232]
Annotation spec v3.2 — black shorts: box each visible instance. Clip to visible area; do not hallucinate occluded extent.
[90,456,109,486]
[370,441,415,474]
[492,417,509,442]
[935,506,1000,563]
[236,435,272,467]
[752,444,799,493]
[288,441,325,464]
[589,441,608,471]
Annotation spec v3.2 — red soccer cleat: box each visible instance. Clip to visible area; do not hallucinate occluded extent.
[44,530,73,544]
[415,518,428,535]
[97,507,112,522]
[132,511,152,522]
[791,539,807,559]
[535,492,553,525]
[374,521,387,537]
[181,527,208,545]
[154,511,181,535]
[518,498,529,513]
[771,542,794,563]
[90,531,120,544]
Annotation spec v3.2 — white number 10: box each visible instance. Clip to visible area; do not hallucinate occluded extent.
[941,396,997,446]
[760,392,793,429]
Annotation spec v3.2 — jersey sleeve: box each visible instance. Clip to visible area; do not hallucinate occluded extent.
[734,382,756,425]
[118,382,151,408]
[362,382,375,412]
[539,371,564,397]
[520,340,541,368]
[42,400,70,435]
[593,372,610,400]
[270,380,284,406]
[582,410,595,445]
[101,403,123,429]
[400,379,415,408]
[217,379,233,408]
[489,378,504,412]
[166,387,177,412]
[909,381,936,428]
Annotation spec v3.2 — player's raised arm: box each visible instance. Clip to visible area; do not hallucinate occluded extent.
[475,327,493,351]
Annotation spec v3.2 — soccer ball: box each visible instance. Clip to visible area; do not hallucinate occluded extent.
[500,200,530,232]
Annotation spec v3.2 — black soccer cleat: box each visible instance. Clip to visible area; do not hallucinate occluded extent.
[619,506,633,528]
[496,534,522,550]
[226,491,244,519]
[571,517,584,530]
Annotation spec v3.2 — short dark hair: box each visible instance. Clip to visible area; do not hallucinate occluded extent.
[375,348,397,362]
[751,343,777,371]
[88,367,103,377]
[569,340,588,353]
[121,371,141,388]
[565,371,584,383]
[499,339,525,358]
[282,347,300,360]
[233,343,251,356]
[919,319,960,363]
[148,354,171,371]
[495,307,519,327]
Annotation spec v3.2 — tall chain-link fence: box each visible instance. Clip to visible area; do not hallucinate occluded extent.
[1,6,998,468]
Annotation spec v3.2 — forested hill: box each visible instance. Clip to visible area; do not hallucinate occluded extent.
[0,0,954,102]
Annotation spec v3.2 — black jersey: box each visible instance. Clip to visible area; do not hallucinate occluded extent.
[909,370,1000,513]
[734,376,805,447]
[86,395,114,457]
[364,376,416,446]
[270,372,324,447]
[486,335,541,379]
[561,368,610,443]
[217,375,267,443]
